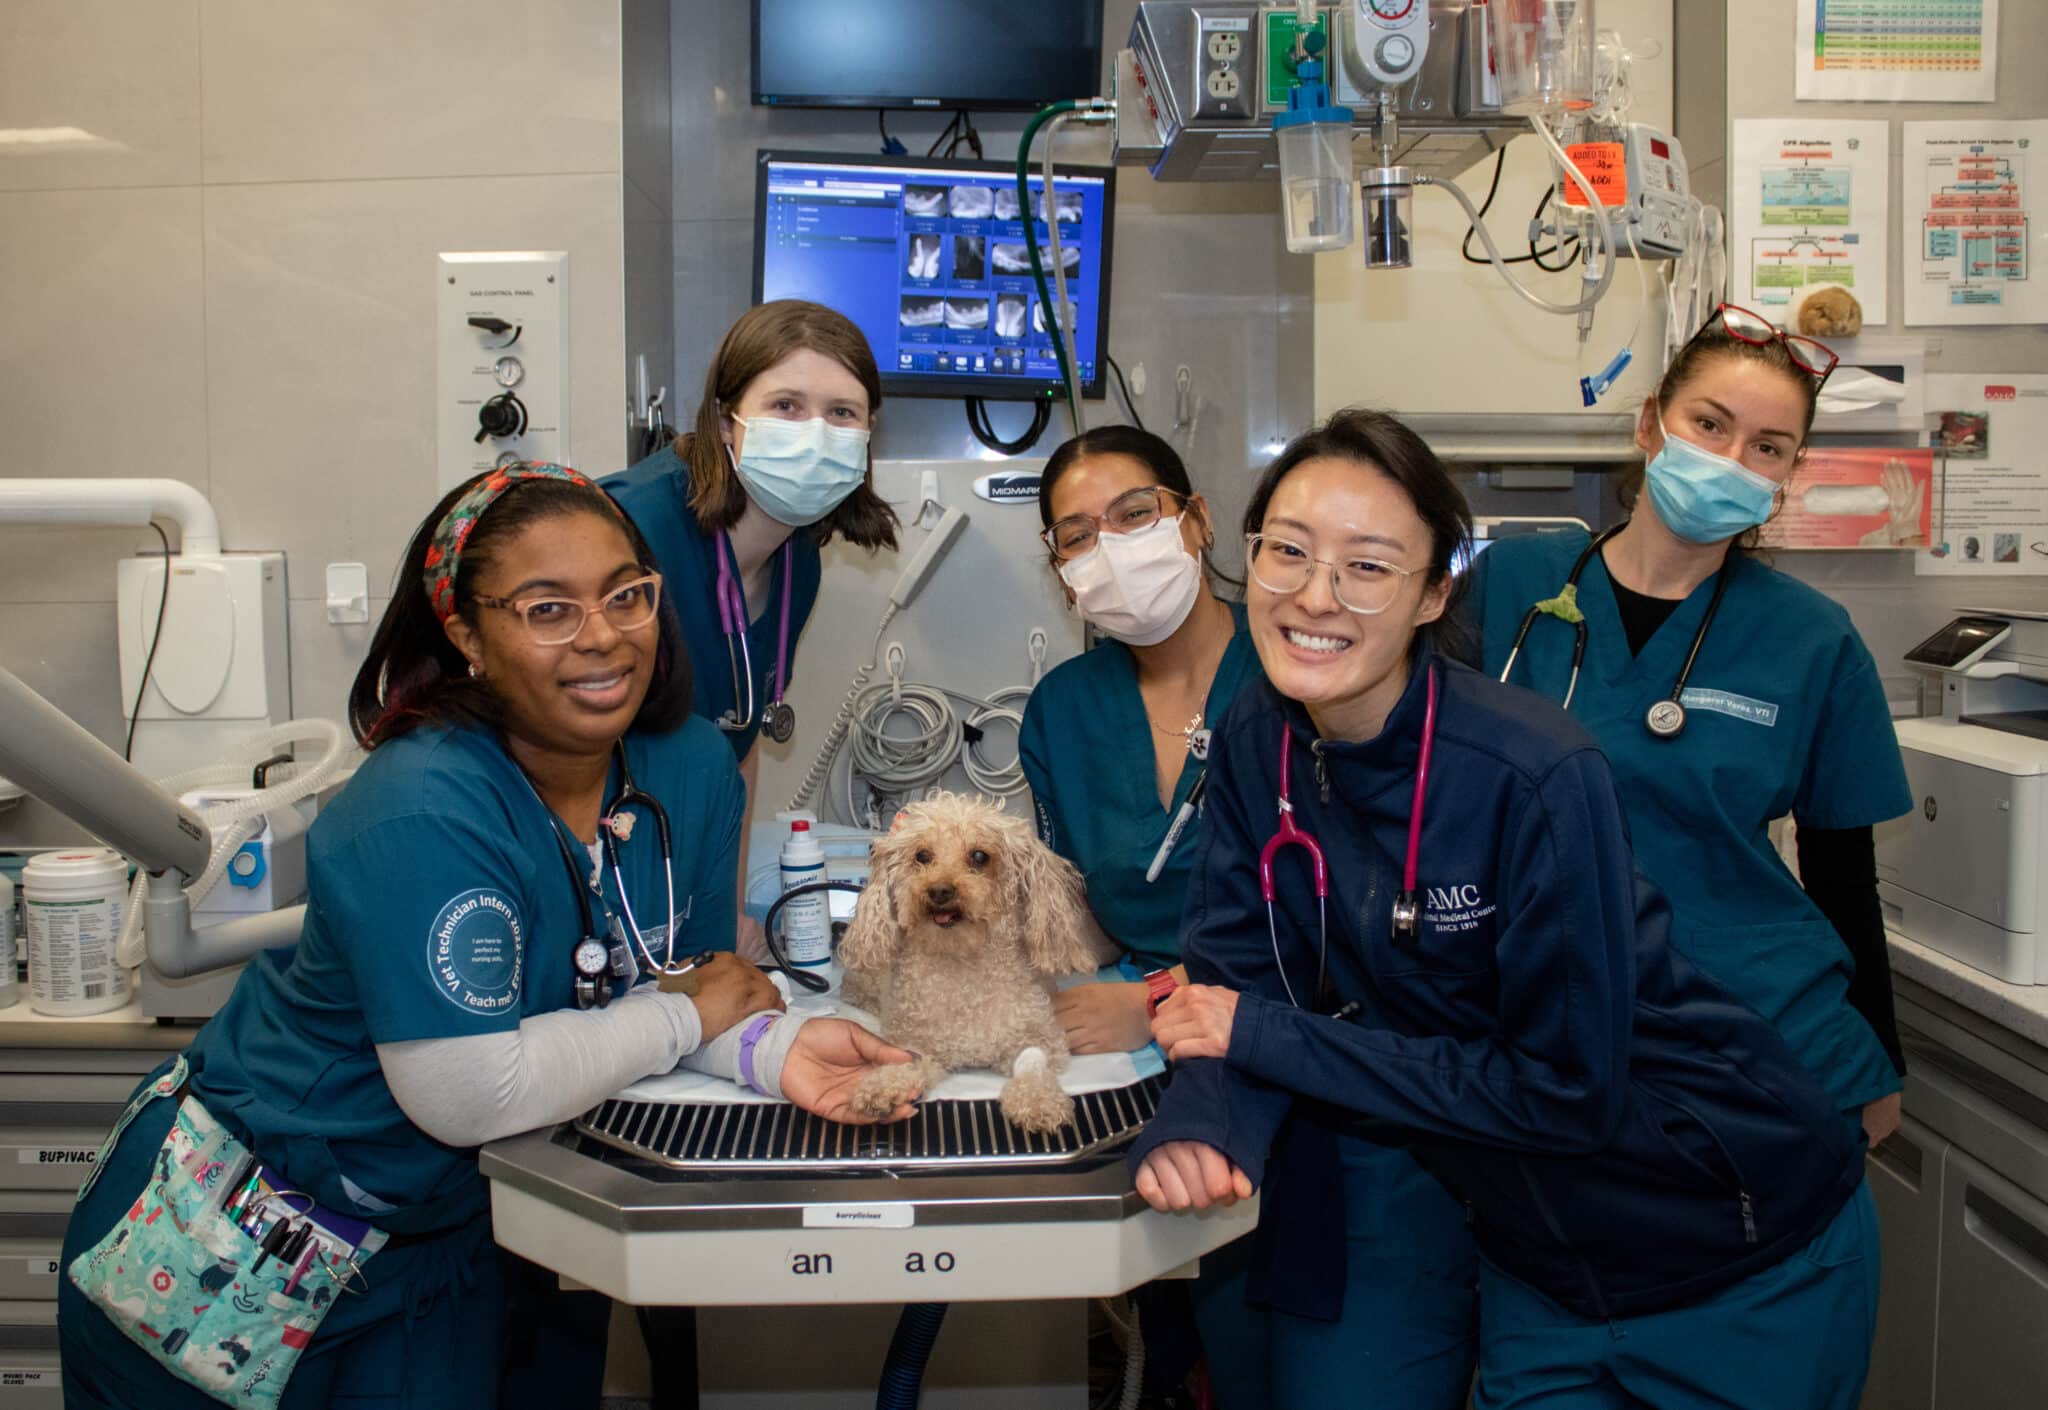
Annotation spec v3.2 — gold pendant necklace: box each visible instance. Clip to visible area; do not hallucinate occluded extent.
[1149,711,1205,753]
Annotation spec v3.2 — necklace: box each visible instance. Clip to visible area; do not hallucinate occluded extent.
[1149,711,1205,752]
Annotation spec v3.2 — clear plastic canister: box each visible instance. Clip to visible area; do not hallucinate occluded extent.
[1362,174,1415,270]
[1489,0,1597,116]
[23,849,131,1017]
[1277,120,1356,254]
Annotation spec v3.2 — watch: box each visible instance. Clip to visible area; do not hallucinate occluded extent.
[1144,968,1179,1018]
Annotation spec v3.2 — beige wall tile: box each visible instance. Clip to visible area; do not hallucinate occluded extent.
[287,595,387,726]
[0,601,123,849]
[202,174,626,598]
[201,0,622,185]
[0,0,202,192]
[0,186,208,602]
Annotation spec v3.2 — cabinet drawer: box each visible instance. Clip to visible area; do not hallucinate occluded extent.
[1933,1148,2048,1408]
[0,1130,109,1192]
[1864,1119,1943,1410]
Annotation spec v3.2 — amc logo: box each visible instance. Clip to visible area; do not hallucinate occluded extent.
[1985,386,2017,401]
[1924,795,1939,822]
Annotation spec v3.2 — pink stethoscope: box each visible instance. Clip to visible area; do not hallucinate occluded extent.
[713,533,796,742]
[1261,663,1439,1009]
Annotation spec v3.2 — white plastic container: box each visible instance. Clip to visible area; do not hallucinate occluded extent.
[778,820,832,967]
[0,870,16,1011]
[23,849,131,1016]
[1490,0,1597,116]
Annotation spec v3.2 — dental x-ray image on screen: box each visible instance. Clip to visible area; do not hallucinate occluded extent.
[900,296,944,328]
[944,298,990,330]
[1032,299,1075,334]
[948,185,995,219]
[903,185,947,217]
[952,235,987,282]
[994,241,1079,278]
[994,294,1027,338]
[1033,190,1084,224]
[992,187,1021,220]
[906,235,942,280]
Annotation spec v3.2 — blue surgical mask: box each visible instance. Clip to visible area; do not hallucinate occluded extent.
[728,416,870,526]
[1643,418,1780,544]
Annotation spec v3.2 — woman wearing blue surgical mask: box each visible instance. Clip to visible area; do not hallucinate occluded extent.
[604,299,899,785]
[1462,307,1912,1161]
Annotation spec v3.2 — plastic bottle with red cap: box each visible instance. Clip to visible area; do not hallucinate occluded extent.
[777,819,831,966]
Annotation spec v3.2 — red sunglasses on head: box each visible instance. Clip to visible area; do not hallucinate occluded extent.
[1688,303,1840,387]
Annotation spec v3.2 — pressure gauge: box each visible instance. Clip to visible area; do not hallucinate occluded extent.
[574,938,611,979]
[493,355,525,388]
[1366,0,1415,19]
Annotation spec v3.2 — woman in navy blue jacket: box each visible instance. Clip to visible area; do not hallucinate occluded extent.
[1135,409,1877,1409]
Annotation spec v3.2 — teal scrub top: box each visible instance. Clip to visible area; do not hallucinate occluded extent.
[603,446,824,758]
[1465,530,1911,1111]
[1018,602,1263,971]
[183,714,744,1235]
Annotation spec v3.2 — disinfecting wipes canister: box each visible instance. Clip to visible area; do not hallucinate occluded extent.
[23,849,130,1016]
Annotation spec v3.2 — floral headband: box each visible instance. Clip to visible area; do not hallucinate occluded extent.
[423,462,598,622]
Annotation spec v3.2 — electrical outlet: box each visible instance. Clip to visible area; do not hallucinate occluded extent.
[1206,30,1242,62]
[1206,66,1242,100]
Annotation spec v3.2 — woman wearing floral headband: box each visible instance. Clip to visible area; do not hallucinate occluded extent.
[58,464,919,1410]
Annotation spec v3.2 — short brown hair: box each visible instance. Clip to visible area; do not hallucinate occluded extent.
[676,300,899,550]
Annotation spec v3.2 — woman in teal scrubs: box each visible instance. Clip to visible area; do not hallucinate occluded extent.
[603,299,901,810]
[1019,426,1476,1408]
[57,464,916,1409]
[1463,306,1910,1147]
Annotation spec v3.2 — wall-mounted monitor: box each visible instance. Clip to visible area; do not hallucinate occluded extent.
[754,150,1114,403]
[752,1,1103,110]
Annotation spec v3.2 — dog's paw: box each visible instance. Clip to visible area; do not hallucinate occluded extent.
[851,1057,939,1118]
[1000,1069,1073,1135]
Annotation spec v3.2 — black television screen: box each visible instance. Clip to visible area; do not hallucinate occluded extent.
[752,1,1103,110]
[754,150,1113,402]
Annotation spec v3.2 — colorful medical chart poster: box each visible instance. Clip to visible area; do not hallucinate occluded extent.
[1795,0,1997,103]
[1902,122,2043,326]
[1917,374,2048,576]
[1760,447,1934,551]
[1732,121,1889,325]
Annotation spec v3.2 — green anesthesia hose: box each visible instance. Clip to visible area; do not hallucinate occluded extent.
[1017,100,1080,427]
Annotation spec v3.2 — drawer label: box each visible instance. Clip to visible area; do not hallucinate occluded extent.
[25,1257,59,1276]
[18,1147,97,1166]
[801,1204,914,1230]
[0,1370,52,1387]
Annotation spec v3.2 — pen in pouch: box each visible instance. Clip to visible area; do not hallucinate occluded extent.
[283,1231,319,1296]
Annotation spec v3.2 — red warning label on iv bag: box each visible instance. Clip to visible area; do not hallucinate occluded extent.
[1559,142,1627,207]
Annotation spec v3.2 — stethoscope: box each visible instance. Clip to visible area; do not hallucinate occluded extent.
[1263,664,1439,1010]
[536,746,682,1008]
[714,533,797,743]
[1496,523,1732,740]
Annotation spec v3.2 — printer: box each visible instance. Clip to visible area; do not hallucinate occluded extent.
[1878,610,2048,984]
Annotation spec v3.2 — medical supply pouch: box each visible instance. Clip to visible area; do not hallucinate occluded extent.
[66,1070,387,1408]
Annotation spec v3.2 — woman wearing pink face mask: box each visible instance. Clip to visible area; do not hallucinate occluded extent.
[1018,426,1478,1408]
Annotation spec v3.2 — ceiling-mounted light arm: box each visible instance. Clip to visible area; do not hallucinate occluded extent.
[0,478,224,556]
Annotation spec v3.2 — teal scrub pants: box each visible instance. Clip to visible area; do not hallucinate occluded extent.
[58,1082,504,1410]
[1201,1134,1479,1410]
[1474,1181,1880,1410]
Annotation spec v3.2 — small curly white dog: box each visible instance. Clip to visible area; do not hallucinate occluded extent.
[840,793,1099,1134]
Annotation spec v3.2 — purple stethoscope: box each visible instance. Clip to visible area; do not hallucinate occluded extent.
[1261,664,1439,1009]
[714,532,798,743]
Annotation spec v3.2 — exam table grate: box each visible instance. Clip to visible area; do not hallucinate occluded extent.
[574,1076,1166,1172]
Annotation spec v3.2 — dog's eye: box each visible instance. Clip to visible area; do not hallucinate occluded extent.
[914,848,933,866]
[968,849,989,868]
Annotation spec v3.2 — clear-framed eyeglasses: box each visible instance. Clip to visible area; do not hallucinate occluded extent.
[473,573,664,645]
[1043,486,1188,562]
[1245,533,1418,615]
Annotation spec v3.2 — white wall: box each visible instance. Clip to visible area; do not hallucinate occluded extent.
[0,0,633,846]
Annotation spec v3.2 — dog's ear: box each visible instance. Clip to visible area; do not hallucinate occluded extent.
[1000,817,1099,976]
[840,824,912,971]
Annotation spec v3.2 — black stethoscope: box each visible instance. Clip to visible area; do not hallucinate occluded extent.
[713,532,796,743]
[534,746,682,1008]
[1497,523,1732,740]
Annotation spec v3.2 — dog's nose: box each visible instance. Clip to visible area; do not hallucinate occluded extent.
[926,883,957,909]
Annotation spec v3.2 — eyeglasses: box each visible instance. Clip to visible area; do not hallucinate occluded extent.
[1693,303,1840,387]
[1246,533,1420,615]
[1043,486,1187,561]
[473,574,664,645]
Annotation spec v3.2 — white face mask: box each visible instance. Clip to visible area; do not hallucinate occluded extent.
[1057,514,1202,646]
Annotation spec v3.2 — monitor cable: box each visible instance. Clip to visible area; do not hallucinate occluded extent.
[965,396,1051,455]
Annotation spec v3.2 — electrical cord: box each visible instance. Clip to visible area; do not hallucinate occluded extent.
[1458,148,1578,268]
[965,396,1052,455]
[124,522,172,763]
[877,109,907,156]
[1527,185,1581,273]
[1105,354,1145,431]
[788,610,899,811]
[759,880,866,995]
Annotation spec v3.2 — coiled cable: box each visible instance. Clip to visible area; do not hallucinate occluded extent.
[786,607,898,812]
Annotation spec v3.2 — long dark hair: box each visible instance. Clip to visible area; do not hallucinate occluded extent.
[1039,424,1241,594]
[348,471,694,748]
[1242,408,1473,657]
[677,300,899,550]
[1617,323,1825,549]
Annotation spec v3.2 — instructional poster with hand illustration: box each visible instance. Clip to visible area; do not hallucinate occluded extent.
[1761,448,1933,551]
[1917,373,2048,576]
[1903,121,2044,326]
[1732,121,1889,325]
